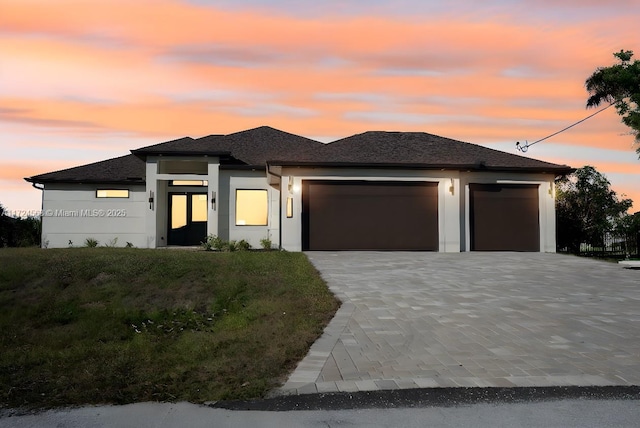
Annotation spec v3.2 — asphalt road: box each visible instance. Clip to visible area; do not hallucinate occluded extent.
[2,388,639,428]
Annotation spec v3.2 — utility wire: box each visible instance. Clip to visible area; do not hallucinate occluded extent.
[516,102,617,152]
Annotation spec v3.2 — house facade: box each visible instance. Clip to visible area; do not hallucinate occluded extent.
[26,126,573,252]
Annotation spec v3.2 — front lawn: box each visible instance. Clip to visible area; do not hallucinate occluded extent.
[0,248,339,409]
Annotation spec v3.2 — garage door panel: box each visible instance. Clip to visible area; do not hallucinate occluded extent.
[470,184,539,251]
[303,181,438,251]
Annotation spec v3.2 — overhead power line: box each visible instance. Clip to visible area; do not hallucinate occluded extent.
[516,102,617,153]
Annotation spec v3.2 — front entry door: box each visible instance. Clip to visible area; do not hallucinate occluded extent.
[168,193,207,246]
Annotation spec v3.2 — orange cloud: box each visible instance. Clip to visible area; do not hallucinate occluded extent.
[2,0,639,212]
[0,162,73,181]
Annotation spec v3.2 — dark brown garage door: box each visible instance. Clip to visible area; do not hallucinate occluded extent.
[470,184,539,251]
[302,180,438,250]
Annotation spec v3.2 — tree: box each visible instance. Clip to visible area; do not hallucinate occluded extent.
[0,202,11,247]
[585,50,640,156]
[615,210,640,255]
[556,166,632,253]
[0,202,41,247]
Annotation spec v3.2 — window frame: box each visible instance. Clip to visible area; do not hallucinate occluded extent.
[235,188,269,226]
[170,180,208,187]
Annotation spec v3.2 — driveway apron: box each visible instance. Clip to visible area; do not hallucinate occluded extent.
[276,252,640,395]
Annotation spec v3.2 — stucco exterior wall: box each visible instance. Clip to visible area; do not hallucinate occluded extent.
[41,183,146,248]
[39,166,557,252]
[227,171,280,249]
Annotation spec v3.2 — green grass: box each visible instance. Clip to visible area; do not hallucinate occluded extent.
[0,248,340,409]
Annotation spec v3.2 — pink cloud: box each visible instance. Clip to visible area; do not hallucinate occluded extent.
[1,0,638,212]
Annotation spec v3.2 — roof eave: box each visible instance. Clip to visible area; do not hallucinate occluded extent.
[24,177,146,185]
[219,164,266,171]
[267,160,574,174]
[130,150,233,158]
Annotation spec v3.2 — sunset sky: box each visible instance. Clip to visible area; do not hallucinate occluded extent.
[2,0,639,214]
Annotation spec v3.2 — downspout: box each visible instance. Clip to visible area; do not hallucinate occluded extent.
[30,182,45,247]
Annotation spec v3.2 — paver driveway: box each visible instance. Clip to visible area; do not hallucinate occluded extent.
[278,252,640,395]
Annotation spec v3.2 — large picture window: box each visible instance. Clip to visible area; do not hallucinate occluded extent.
[235,189,268,226]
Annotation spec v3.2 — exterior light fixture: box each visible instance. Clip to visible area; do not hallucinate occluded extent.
[211,191,217,210]
[148,190,154,210]
[449,179,455,196]
[286,197,293,218]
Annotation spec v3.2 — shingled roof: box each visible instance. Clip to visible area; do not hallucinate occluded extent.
[26,126,572,184]
[25,154,145,184]
[130,135,227,156]
[271,131,572,172]
[131,126,325,165]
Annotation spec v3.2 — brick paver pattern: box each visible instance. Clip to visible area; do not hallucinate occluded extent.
[277,252,640,395]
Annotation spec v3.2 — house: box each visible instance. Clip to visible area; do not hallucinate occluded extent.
[25,126,573,251]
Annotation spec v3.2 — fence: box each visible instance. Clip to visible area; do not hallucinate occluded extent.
[571,232,640,259]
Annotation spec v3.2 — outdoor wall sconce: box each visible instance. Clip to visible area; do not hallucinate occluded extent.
[449,178,455,196]
[211,191,217,210]
[287,177,300,194]
[286,197,293,218]
[148,190,154,210]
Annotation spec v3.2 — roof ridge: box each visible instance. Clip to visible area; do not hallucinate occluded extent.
[224,125,324,144]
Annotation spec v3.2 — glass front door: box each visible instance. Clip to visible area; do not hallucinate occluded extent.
[168,193,207,246]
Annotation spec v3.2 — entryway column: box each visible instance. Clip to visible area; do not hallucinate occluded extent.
[145,158,159,248]
[207,161,220,238]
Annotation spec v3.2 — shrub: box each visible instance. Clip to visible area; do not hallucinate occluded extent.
[202,235,252,252]
[236,239,252,251]
[84,238,99,248]
[201,235,226,251]
[104,238,119,248]
[260,237,273,250]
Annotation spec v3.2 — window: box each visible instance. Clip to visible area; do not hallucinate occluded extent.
[171,195,187,229]
[96,189,129,198]
[171,180,208,186]
[236,189,268,226]
[191,194,208,222]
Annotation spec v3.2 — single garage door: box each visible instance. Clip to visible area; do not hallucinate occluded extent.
[469,183,539,251]
[302,180,438,250]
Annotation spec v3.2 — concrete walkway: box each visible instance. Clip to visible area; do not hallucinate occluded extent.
[277,252,640,395]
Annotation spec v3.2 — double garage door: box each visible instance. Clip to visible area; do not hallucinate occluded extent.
[301,181,540,251]
[302,181,438,251]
